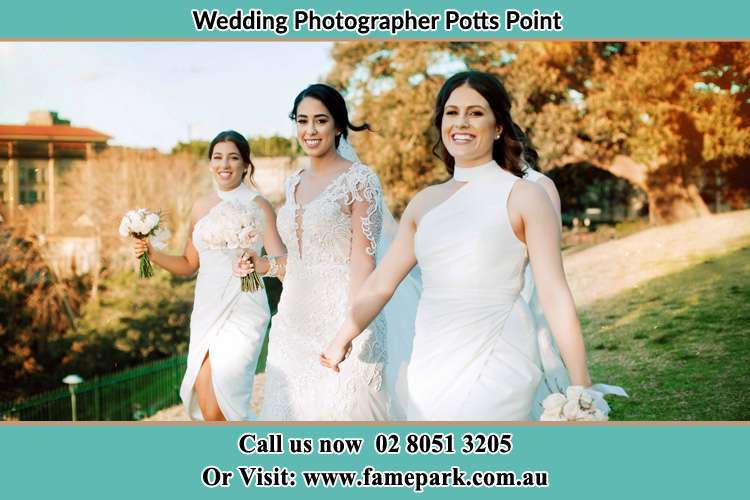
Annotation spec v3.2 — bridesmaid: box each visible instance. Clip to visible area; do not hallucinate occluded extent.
[321,71,594,420]
[132,130,285,421]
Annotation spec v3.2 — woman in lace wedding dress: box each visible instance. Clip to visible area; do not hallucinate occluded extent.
[322,71,596,420]
[132,130,285,421]
[245,84,389,420]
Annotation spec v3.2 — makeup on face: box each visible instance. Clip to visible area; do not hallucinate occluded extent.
[441,84,501,167]
[295,97,339,158]
[210,141,246,190]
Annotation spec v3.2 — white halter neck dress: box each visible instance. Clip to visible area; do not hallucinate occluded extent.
[180,182,270,420]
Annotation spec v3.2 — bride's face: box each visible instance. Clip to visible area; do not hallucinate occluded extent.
[441,84,502,167]
[209,141,246,191]
[295,97,339,158]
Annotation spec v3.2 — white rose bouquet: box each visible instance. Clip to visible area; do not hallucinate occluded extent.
[202,201,264,292]
[119,208,170,278]
[540,385,608,422]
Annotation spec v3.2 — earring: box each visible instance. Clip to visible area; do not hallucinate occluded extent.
[495,134,501,140]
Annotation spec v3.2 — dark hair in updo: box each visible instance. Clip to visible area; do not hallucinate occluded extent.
[432,70,535,178]
[289,83,370,148]
[208,130,255,182]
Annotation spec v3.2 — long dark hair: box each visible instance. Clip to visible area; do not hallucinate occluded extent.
[208,130,255,182]
[289,83,370,148]
[432,70,535,178]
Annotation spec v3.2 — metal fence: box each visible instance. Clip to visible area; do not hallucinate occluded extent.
[1,354,186,421]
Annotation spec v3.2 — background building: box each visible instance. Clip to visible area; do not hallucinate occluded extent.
[0,111,110,232]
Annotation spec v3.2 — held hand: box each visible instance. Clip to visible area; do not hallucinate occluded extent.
[232,251,257,277]
[132,237,151,259]
[319,339,353,373]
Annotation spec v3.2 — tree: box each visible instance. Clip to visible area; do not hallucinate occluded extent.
[249,135,298,157]
[53,147,211,276]
[171,140,210,159]
[327,41,750,223]
[0,225,87,399]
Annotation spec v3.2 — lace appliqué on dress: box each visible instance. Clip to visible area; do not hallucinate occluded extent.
[261,163,388,420]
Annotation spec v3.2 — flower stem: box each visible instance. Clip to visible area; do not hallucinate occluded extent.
[241,271,264,292]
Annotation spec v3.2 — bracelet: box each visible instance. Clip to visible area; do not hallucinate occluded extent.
[264,254,286,278]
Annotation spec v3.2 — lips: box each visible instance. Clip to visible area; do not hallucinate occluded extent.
[304,138,322,147]
[451,132,476,144]
[217,171,233,179]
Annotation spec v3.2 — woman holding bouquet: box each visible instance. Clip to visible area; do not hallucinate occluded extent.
[320,71,595,420]
[238,84,391,420]
[132,130,284,421]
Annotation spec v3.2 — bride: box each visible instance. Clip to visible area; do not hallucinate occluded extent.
[241,84,390,420]
[132,130,284,421]
[321,71,595,420]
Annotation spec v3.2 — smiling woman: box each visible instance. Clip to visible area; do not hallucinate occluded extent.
[322,70,600,421]
[248,83,390,421]
[129,130,286,422]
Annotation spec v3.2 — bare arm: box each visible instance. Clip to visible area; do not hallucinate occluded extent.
[535,175,562,227]
[320,200,419,371]
[513,182,591,387]
[132,202,203,276]
[245,196,288,281]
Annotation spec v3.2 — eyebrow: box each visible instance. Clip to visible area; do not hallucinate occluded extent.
[445,104,487,110]
[297,113,330,119]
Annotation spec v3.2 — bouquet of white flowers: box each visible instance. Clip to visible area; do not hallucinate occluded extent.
[119,208,170,278]
[200,200,264,292]
[540,385,608,422]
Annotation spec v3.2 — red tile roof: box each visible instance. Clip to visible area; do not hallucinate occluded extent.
[0,124,110,142]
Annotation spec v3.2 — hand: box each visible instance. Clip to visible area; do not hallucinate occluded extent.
[319,339,353,373]
[132,237,151,259]
[233,251,257,277]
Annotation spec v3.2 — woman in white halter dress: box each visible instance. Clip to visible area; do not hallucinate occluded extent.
[322,71,596,420]
[133,131,284,421]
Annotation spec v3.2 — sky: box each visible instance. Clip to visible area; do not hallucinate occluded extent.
[0,42,334,152]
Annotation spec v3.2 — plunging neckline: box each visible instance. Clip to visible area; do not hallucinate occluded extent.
[291,162,356,209]
[289,162,357,260]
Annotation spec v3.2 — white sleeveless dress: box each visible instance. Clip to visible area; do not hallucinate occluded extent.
[260,163,389,421]
[180,183,270,421]
[409,161,542,420]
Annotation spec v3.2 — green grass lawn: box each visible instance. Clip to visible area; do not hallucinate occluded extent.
[582,245,750,420]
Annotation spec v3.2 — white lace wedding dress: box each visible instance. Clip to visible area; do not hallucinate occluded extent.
[180,182,270,421]
[409,161,542,420]
[260,162,389,420]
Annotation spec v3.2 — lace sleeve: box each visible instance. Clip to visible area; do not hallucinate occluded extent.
[284,170,302,202]
[347,165,384,257]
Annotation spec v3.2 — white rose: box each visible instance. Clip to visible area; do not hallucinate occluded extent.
[577,408,608,422]
[566,385,585,402]
[119,217,130,237]
[540,409,564,421]
[579,391,594,411]
[131,213,148,235]
[145,212,160,232]
[562,399,580,420]
[542,393,567,412]
[225,232,240,249]
[238,226,258,248]
[208,228,225,248]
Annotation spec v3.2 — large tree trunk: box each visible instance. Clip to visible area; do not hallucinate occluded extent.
[644,169,711,224]
[550,151,712,224]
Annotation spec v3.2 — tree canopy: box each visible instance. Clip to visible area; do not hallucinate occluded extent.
[327,42,750,222]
